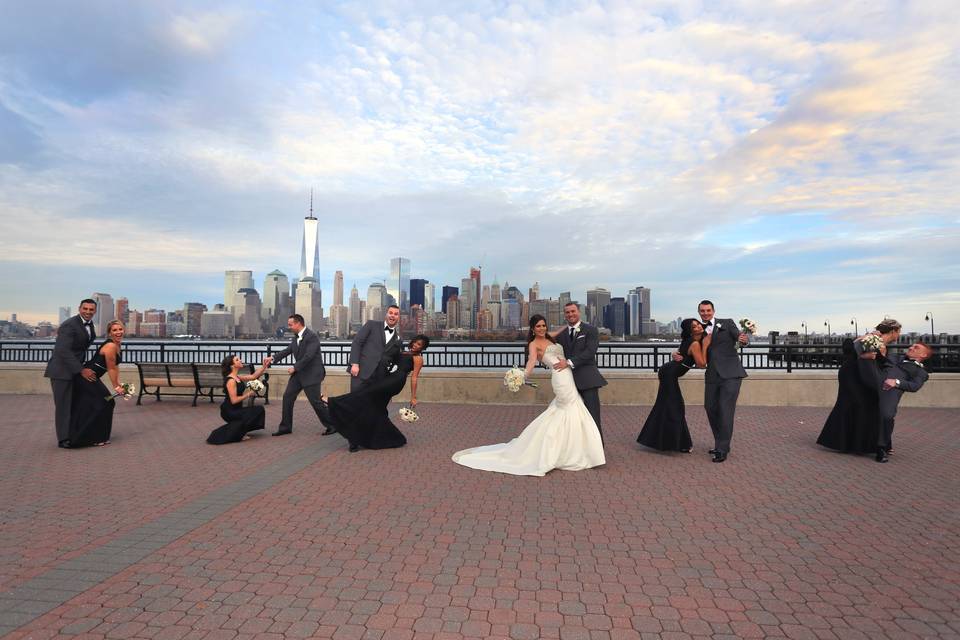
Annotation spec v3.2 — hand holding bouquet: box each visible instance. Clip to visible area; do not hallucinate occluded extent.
[503,366,538,393]
[106,382,136,401]
[738,318,758,349]
[860,334,885,353]
[246,379,266,395]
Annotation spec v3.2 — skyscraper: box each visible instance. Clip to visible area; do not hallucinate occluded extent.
[587,288,611,326]
[183,302,206,336]
[295,278,321,329]
[349,284,362,325]
[366,282,389,322]
[329,270,348,337]
[300,192,320,284]
[262,270,290,323]
[441,286,459,314]
[627,290,640,335]
[490,279,501,302]
[410,278,427,309]
[91,292,114,336]
[333,270,344,306]
[604,297,627,337]
[633,286,653,334]
[423,282,436,314]
[388,257,411,311]
[529,282,540,302]
[115,297,129,324]
[470,266,481,319]
[460,277,476,330]
[224,270,253,307]
[58,307,70,324]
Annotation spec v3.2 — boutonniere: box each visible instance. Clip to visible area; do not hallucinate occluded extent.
[715,321,724,330]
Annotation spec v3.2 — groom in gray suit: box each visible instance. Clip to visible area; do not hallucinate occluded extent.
[349,305,403,392]
[554,302,607,440]
[44,298,98,448]
[698,300,748,462]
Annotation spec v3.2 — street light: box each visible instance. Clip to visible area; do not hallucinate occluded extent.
[801,321,807,340]
[850,317,858,335]
[824,320,831,337]
[925,312,935,336]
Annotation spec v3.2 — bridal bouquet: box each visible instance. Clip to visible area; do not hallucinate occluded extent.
[398,406,419,423]
[503,366,538,393]
[860,334,885,353]
[106,382,136,401]
[246,379,266,395]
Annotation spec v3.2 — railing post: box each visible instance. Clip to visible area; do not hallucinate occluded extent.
[786,345,792,373]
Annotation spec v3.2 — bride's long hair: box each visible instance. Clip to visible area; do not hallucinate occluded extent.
[526,314,556,345]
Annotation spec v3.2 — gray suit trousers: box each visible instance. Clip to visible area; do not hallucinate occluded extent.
[279,376,325,431]
[704,377,742,454]
[51,378,73,443]
[579,387,602,441]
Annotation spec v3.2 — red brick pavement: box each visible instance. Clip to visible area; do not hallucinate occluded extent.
[2,396,959,639]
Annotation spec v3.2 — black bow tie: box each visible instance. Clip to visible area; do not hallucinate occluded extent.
[84,322,93,327]
[384,326,394,334]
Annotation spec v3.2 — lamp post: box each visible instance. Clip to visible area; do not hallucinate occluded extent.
[925,312,935,336]
[824,320,831,337]
[801,322,807,340]
[850,317,858,336]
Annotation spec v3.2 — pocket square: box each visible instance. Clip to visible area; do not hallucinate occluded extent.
[575,335,586,340]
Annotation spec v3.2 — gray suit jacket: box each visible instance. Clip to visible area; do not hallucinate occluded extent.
[705,318,747,382]
[555,322,607,391]
[272,328,326,387]
[879,354,929,419]
[44,315,94,380]
[350,320,402,381]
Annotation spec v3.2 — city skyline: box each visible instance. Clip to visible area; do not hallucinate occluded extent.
[1,3,958,332]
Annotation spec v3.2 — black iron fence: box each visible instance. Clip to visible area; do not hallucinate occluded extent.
[4,340,958,372]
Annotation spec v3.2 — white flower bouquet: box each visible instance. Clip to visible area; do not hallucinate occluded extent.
[398,406,419,423]
[106,382,136,401]
[739,318,758,335]
[246,379,266,395]
[860,334,885,353]
[503,366,538,393]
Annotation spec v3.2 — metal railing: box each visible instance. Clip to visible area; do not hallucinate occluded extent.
[4,340,958,372]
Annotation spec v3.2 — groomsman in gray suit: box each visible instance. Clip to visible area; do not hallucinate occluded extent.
[44,298,98,448]
[266,314,327,436]
[554,302,607,440]
[697,300,748,462]
[349,305,403,392]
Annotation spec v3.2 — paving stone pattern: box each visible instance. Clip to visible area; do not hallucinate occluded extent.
[0,395,958,639]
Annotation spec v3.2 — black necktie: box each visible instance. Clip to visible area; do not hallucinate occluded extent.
[568,327,575,341]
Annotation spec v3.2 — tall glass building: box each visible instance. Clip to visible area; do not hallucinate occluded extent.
[300,195,320,284]
[389,257,411,311]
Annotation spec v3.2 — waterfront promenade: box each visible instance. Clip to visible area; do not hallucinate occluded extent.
[1,396,958,639]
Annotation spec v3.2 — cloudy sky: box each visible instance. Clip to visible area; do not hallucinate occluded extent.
[1,0,958,334]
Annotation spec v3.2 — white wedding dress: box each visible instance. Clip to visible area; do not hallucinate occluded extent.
[452,343,606,476]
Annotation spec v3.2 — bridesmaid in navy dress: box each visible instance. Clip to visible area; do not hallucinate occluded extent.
[206,354,270,445]
[637,318,709,452]
[320,335,429,452]
[69,320,127,447]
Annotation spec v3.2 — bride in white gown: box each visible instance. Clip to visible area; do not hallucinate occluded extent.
[452,314,606,476]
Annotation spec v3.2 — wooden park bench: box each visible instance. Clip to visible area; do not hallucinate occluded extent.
[136,363,269,407]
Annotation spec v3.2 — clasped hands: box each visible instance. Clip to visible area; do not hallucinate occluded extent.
[262,356,294,375]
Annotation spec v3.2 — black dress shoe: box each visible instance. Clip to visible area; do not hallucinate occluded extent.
[348,443,360,452]
[708,449,718,455]
[58,440,72,449]
[272,429,292,437]
[875,447,889,463]
[322,426,337,436]
[711,451,727,463]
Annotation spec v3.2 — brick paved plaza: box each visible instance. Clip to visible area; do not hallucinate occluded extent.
[1,395,958,639]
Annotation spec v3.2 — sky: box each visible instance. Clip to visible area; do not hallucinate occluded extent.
[1,0,958,334]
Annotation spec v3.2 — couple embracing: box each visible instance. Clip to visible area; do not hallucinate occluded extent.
[453,302,607,476]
